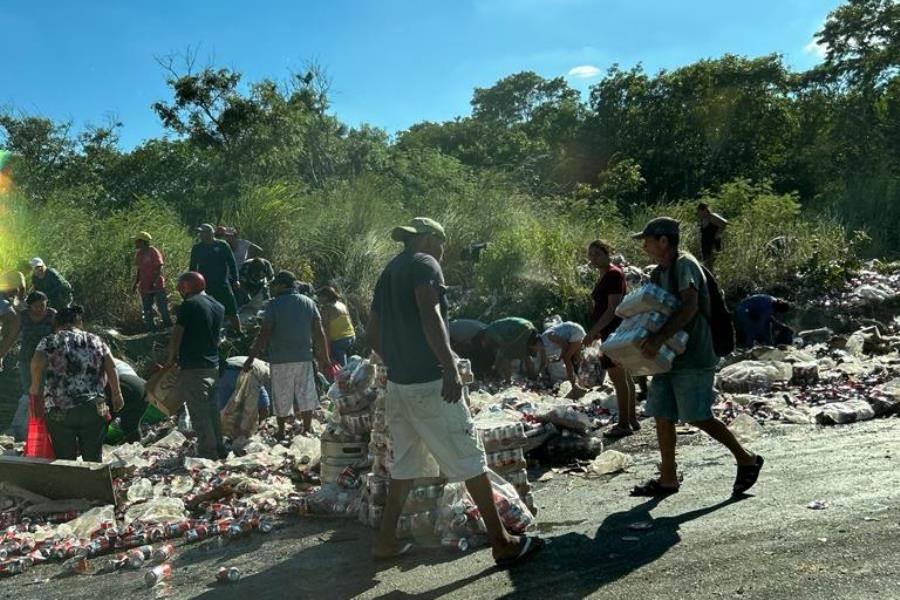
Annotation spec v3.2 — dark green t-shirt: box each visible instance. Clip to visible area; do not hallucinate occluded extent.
[371,250,448,385]
[485,317,537,360]
[177,293,224,369]
[651,253,717,370]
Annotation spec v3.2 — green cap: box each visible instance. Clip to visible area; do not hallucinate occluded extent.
[391,217,446,242]
[632,217,680,240]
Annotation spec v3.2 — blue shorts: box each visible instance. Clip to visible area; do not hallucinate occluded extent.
[645,368,716,423]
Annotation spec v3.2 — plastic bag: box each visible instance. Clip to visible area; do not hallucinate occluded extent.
[124,497,186,526]
[487,470,534,534]
[23,394,55,459]
[588,450,633,476]
[145,364,183,416]
[127,478,154,503]
[728,414,762,441]
[56,505,116,539]
[540,406,591,434]
[220,371,259,441]
[814,399,875,425]
[716,361,793,393]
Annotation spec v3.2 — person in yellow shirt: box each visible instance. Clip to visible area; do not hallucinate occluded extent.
[315,286,356,366]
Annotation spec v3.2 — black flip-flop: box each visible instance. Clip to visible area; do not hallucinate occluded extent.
[630,479,679,498]
[603,424,633,440]
[495,536,544,569]
[732,455,764,497]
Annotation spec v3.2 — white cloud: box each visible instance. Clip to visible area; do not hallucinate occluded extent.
[567,65,602,79]
[804,39,827,59]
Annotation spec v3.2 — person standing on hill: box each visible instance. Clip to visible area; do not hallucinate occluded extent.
[217,225,263,266]
[29,257,72,310]
[632,217,762,498]
[244,270,330,439]
[3,292,56,440]
[368,216,543,565]
[582,240,640,439]
[190,224,242,335]
[133,231,173,331]
[237,257,275,309]
[0,275,20,372]
[15,291,56,396]
[315,286,356,367]
[697,203,728,269]
[165,271,226,459]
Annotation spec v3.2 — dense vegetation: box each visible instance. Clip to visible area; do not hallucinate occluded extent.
[0,0,896,332]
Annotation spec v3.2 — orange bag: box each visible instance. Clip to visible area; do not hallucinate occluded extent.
[23,394,55,459]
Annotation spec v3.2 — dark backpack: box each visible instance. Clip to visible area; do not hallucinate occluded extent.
[659,255,735,357]
[699,264,735,357]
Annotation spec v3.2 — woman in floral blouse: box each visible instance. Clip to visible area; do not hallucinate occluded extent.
[29,305,123,462]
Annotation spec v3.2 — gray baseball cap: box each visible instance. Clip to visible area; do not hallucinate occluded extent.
[632,217,680,240]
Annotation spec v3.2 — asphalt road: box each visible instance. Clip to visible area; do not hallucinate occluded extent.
[4,417,900,600]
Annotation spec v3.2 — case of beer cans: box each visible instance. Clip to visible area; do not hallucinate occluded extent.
[476,422,527,453]
[615,284,679,318]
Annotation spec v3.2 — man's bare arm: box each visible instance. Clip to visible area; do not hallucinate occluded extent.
[243,322,273,370]
[312,315,331,367]
[29,351,47,395]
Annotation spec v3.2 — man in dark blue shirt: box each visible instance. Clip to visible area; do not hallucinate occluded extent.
[735,295,792,348]
[189,224,242,335]
[166,271,225,459]
[368,217,542,566]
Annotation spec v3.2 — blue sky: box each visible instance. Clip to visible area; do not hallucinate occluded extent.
[2,0,840,149]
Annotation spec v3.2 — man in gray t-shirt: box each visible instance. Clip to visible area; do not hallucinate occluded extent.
[244,271,330,438]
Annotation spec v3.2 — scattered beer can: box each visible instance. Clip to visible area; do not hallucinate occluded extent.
[145,563,172,587]
[217,566,241,583]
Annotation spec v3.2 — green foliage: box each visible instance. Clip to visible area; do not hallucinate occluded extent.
[0,194,190,326]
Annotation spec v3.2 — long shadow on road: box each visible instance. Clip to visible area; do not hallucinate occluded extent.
[498,495,746,598]
[191,520,469,600]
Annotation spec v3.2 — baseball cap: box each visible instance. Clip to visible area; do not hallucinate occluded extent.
[390,217,446,242]
[196,223,215,235]
[631,217,680,240]
[135,231,153,242]
[272,270,297,288]
[29,257,45,269]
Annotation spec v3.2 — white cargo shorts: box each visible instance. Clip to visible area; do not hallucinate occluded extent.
[385,379,487,483]
[271,361,318,417]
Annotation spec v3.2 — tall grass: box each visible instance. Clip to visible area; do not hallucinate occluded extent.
[0,193,191,327]
[1,174,852,333]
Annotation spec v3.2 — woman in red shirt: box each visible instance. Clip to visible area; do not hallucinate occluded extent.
[583,240,640,439]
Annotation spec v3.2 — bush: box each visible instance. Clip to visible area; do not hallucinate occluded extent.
[0,169,852,337]
[0,193,191,327]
